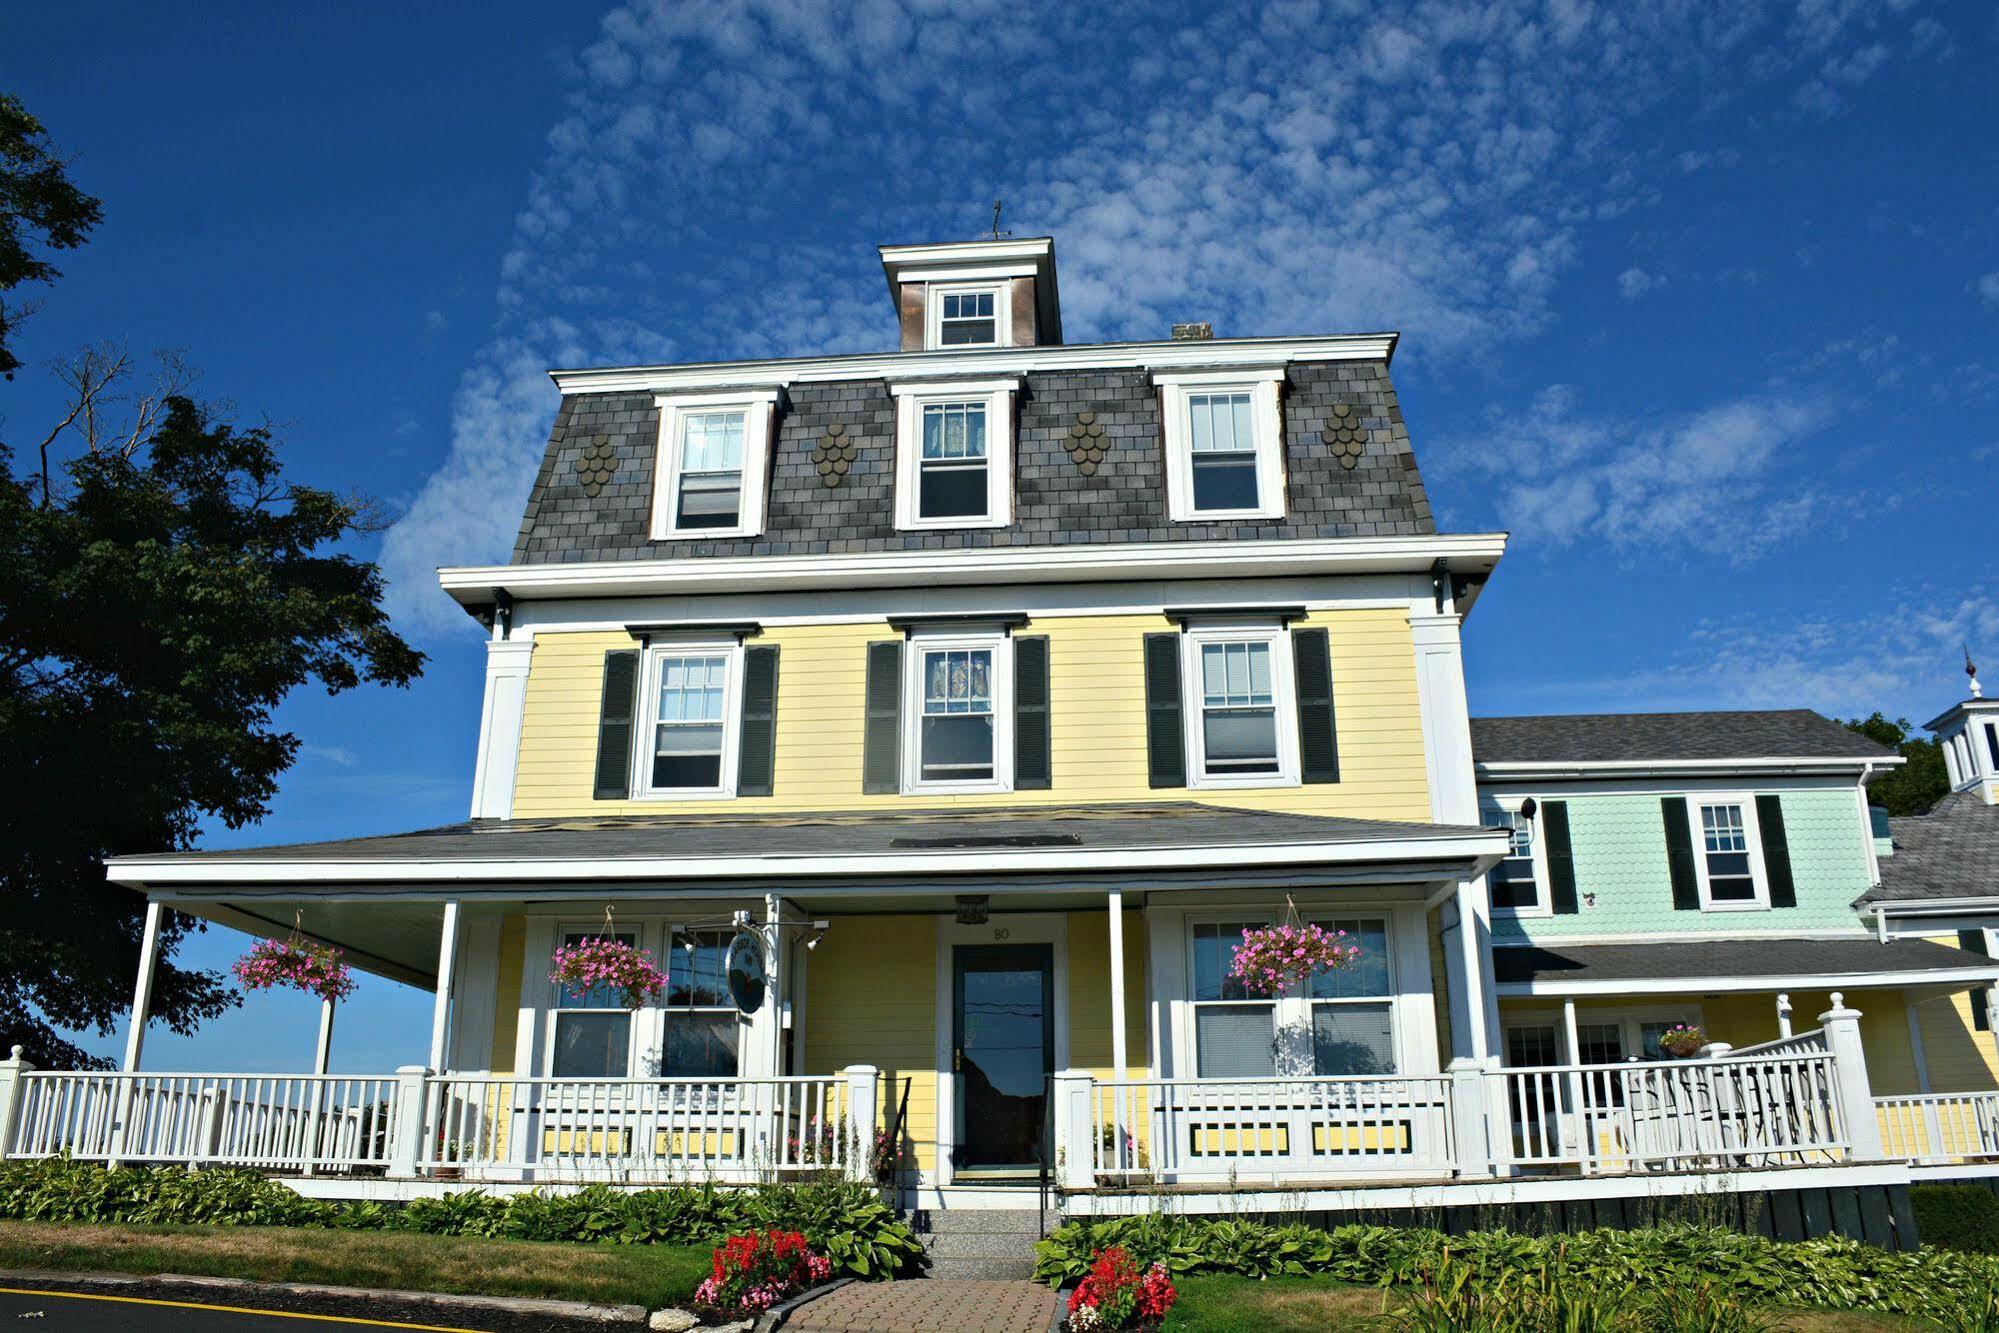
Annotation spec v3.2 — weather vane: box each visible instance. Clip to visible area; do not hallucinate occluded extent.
[1968,644,1984,699]
[989,199,1012,240]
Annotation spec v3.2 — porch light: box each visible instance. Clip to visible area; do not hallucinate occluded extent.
[955,894,989,925]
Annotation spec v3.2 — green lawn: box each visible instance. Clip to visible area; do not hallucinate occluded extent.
[0,1220,710,1310]
[1160,1274,1927,1332]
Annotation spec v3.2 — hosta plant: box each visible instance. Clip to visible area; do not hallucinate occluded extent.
[1228,923,1361,996]
[548,935,668,1008]
[692,1228,833,1322]
[231,939,356,1004]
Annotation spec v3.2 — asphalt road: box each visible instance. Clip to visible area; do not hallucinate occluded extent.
[0,1288,481,1330]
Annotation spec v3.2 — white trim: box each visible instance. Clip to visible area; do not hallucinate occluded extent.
[1497,965,1999,998]
[440,533,1506,605]
[890,380,1017,530]
[1480,798,1550,920]
[1687,794,1770,912]
[648,389,779,540]
[923,282,1012,351]
[1154,368,1287,522]
[548,333,1397,397]
[901,629,1014,795]
[469,640,534,820]
[1476,756,1900,778]
[107,832,1510,886]
[1178,621,1300,790]
[629,636,745,801]
[1494,928,1874,947]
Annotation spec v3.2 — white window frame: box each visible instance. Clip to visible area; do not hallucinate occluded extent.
[545,924,644,1079]
[631,635,744,801]
[925,282,1011,350]
[648,389,780,540]
[1182,911,1399,1079]
[890,379,1017,530]
[1153,366,1287,522]
[901,627,1014,796]
[1178,620,1301,790]
[1481,798,1551,920]
[1687,794,1770,912]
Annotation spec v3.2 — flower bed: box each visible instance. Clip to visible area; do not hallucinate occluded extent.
[1064,1246,1175,1330]
[692,1228,833,1323]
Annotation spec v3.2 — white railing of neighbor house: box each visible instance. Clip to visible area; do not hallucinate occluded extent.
[1876,1091,1999,1164]
[6,1071,401,1173]
[1718,1028,1829,1060]
[421,1074,861,1181]
[1085,1074,1456,1183]
[1495,1053,1845,1174]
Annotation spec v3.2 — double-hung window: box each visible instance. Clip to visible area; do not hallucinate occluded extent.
[891,380,1016,530]
[1307,918,1395,1076]
[1155,367,1287,522]
[1483,808,1542,913]
[550,929,636,1078]
[1179,623,1300,788]
[665,929,739,1078]
[1188,916,1396,1078]
[902,630,1013,793]
[1190,921,1277,1079]
[1692,797,1766,908]
[636,639,742,798]
[934,287,999,346]
[649,389,778,539]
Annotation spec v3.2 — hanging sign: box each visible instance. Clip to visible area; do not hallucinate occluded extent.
[726,929,768,1016]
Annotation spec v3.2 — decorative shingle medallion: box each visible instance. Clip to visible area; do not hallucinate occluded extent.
[812,421,857,487]
[1321,403,1368,469]
[573,435,618,496]
[1064,409,1108,476]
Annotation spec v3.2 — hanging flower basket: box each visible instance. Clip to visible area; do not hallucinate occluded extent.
[232,938,357,1004]
[1658,1023,1707,1059]
[549,935,668,1008]
[1228,923,1362,996]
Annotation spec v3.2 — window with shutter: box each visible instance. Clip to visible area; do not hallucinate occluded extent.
[633,638,747,799]
[900,630,1014,794]
[592,650,640,800]
[862,641,902,794]
[1013,636,1050,790]
[736,645,780,797]
[1291,626,1339,784]
[1142,633,1185,789]
[1176,622,1302,788]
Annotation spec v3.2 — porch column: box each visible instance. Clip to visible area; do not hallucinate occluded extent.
[121,900,164,1072]
[1107,889,1129,1082]
[428,900,461,1073]
[750,894,787,1079]
[1558,997,1583,1157]
[1820,994,1883,1160]
[314,999,336,1076]
[1449,883,1495,1061]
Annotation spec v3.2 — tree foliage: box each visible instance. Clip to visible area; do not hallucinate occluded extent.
[0,93,102,379]
[0,93,423,1066]
[1843,712,1948,817]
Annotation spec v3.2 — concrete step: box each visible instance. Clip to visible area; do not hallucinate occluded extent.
[919,1230,1046,1261]
[908,1206,1058,1234]
[922,1255,1040,1281]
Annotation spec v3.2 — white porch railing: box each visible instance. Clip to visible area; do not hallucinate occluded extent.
[1877,1091,1999,1163]
[1720,1027,1829,1060]
[6,1072,400,1173]
[1495,1053,1846,1174]
[422,1074,859,1182]
[1085,1074,1456,1184]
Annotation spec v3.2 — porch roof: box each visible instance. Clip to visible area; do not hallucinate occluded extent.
[1492,935,1999,997]
[106,801,1502,892]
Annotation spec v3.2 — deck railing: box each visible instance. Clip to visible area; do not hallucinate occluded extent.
[1876,1091,1999,1163]
[1720,1028,1829,1060]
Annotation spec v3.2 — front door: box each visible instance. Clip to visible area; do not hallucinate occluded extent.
[953,944,1054,1170]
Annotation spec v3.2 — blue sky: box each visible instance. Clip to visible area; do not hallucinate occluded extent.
[4,1,1994,1072]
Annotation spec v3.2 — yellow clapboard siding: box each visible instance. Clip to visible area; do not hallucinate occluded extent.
[489,913,525,1075]
[802,915,939,1173]
[1914,935,1999,1091]
[511,607,1431,820]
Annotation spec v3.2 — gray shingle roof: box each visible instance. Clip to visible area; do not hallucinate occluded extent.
[512,360,1434,563]
[1858,791,1999,906]
[1493,936,1992,988]
[1470,710,1893,766]
[113,802,1492,871]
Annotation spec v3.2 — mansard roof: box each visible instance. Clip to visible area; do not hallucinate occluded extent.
[510,340,1434,565]
[1471,709,1894,772]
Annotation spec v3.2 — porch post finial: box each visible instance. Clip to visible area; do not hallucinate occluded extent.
[1816,995,1883,1160]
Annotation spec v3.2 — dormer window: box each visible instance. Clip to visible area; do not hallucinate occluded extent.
[936,288,999,346]
[890,378,1017,530]
[649,389,778,539]
[1154,368,1287,522]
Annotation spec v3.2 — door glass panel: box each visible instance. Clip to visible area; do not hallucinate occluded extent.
[955,947,1050,1167]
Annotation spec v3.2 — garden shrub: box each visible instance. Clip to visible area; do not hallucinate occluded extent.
[0,1157,921,1278]
[1915,1184,1999,1255]
[1034,1213,1999,1318]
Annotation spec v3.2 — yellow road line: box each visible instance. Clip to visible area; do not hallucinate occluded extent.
[0,1285,486,1331]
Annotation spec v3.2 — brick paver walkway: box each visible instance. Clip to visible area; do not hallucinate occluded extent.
[785,1278,1059,1332]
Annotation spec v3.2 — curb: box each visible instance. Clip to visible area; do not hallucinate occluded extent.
[0,1267,649,1327]
[759,1275,854,1331]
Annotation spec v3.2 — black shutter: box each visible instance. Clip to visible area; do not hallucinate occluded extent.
[736,645,780,797]
[1961,930,1992,1032]
[592,649,640,800]
[1014,635,1051,790]
[1542,800,1579,915]
[1662,796,1701,911]
[1756,794,1796,909]
[1142,632,1186,789]
[862,640,902,794]
[1291,626,1340,785]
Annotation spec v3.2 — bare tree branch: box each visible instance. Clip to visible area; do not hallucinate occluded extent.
[35,346,200,499]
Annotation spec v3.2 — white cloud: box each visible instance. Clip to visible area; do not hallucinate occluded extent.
[1978,273,1999,308]
[1617,267,1661,300]
[379,0,1935,635]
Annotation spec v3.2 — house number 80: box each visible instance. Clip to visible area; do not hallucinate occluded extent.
[992,928,1010,941]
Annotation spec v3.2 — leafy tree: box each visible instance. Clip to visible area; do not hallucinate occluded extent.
[0,93,423,1067]
[1843,712,1948,818]
[0,93,102,379]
